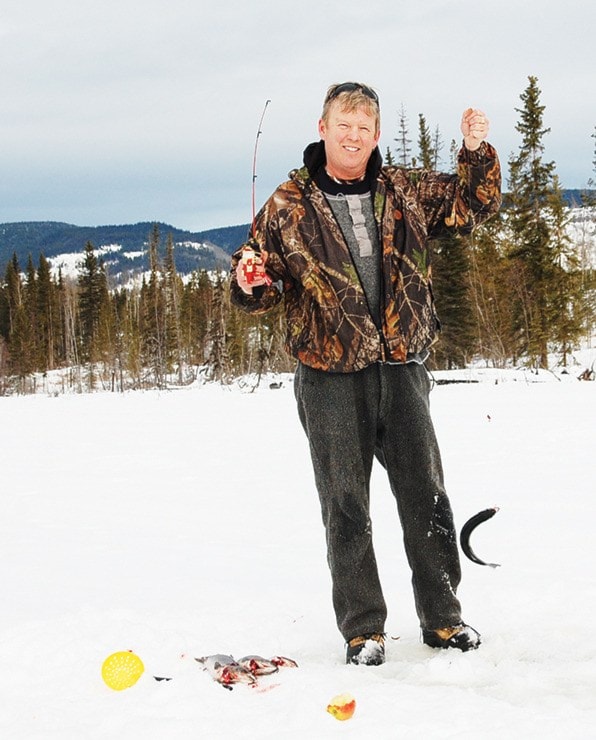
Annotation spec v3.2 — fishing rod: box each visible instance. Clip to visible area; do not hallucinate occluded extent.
[242,100,272,286]
[251,99,271,238]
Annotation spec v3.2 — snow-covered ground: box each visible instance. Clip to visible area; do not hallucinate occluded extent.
[1,362,596,738]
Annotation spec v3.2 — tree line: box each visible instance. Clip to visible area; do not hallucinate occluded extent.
[0,76,594,394]
[0,224,293,394]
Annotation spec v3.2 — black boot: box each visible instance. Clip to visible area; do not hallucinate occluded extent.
[346,633,385,665]
[422,623,481,651]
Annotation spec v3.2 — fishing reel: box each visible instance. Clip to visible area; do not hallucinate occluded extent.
[240,243,271,286]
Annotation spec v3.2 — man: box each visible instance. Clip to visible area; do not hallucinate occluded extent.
[230,82,501,665]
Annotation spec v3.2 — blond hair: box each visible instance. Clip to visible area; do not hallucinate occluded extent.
[321,82,380,135]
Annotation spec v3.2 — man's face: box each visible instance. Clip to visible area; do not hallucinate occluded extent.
[318,102,380,181]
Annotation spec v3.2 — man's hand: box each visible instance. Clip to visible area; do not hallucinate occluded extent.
[461,108,489,151]
[236,246,270,294]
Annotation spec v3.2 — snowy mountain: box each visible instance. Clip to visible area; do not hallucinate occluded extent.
[0,221,249,283]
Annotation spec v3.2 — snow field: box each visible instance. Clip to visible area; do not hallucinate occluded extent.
[1,374,595,738]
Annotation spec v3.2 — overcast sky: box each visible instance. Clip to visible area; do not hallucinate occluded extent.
[0,0,594,233]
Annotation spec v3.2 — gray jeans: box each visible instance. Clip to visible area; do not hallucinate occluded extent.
[294,361,462,641]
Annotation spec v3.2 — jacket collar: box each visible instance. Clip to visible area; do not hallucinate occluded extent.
[302,140,383,181]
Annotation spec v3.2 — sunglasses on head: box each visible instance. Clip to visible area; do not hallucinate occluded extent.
[325,82,379,105]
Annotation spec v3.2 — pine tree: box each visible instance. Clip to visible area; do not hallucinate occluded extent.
[507,76,560,368]
[110,287,129,391]
[184,269,213,367]
[208,272,230,383]
[163,233,184,382]
[0,273,9,346]
[431,125,443,170]
[36,254,59,372]
[4,254,33,379]
[140,225,167,386]
[226,298,250,375]
[426,118,472,368]
[4,254,22,333]
[95,260,114,371]
[394,104,413,167]
[417,114,434,170]
[466,212,514,366]
[60,271,81,384]
[431,231,475,369]
[78,241,102,363]
[23,255,38,366]
[77,241,114,389]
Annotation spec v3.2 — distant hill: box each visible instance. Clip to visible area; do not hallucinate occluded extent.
[1,189,594,282]
[0,221,250,282]
[562,189,596,207]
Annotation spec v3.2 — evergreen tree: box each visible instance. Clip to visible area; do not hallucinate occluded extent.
[140,225,167,386]
[78,241,103,363]
[466,212,515,366]
[59,271,80,377]
[182,269,213,367]
[0,272,9,344]
[426,119,471,368]
[431,125,443,170]
[417,114,434,170]
[109,287,129,391]
[394,104,413,167]
[226,298,250,375]
[163,233,184,382]
[95,260,114,369]
[24,255,38,341]
[78,242,114,389]
[507,75,560,368]
[431,231,475,369]
[4,254,33,378]
[4,254,22,333]
[207,272,230,383]
[36,254,59,371]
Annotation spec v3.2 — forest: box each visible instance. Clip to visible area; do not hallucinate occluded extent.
[0,77,594,395]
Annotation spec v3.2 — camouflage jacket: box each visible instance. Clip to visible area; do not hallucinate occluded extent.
[230,140,501,372]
